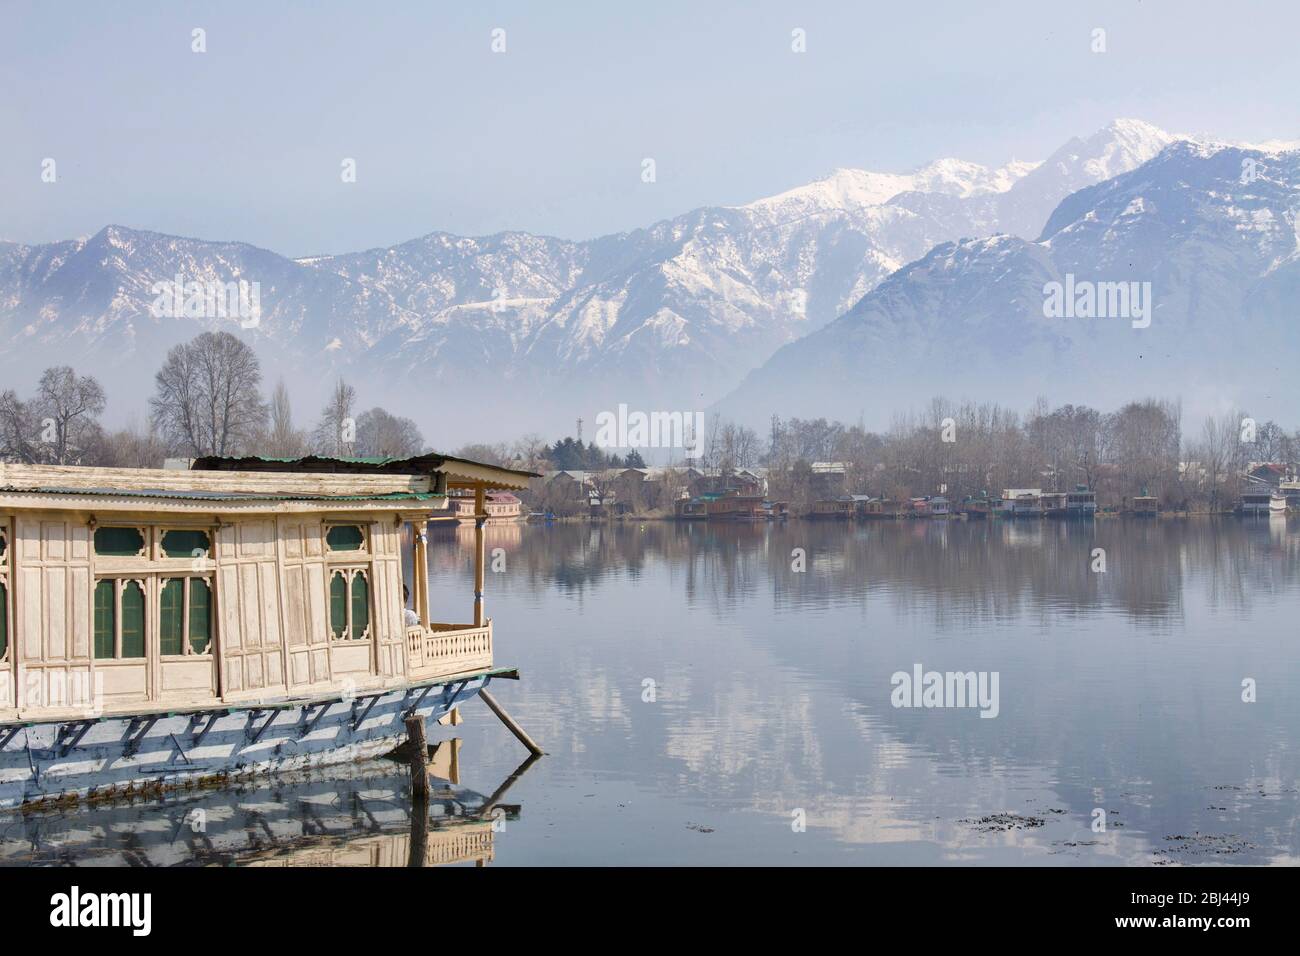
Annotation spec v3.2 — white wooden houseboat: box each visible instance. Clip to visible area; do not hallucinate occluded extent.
[0,453,535,808]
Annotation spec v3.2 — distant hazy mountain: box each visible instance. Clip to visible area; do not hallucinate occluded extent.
[716,138,1300,430]
[0,120,1179,441]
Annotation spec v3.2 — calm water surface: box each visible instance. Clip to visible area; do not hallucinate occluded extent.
[3,518,1297,866]
[435,517,1300,866]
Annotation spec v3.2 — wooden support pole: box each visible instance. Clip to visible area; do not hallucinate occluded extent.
[415,525,430,629]
[473,484,486,626]
[404,714,430,801]
[478,689,543,756]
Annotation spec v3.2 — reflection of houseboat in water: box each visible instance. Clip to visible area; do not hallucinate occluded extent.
[0,453,536,809]
[0,740,530,867]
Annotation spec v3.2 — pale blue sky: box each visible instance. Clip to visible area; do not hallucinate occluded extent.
[3,0,1298,256]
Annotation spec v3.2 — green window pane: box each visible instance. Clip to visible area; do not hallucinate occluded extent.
[326,525,364,551]
[0,579,8,659]
[94,527,145,557]
[189,578,212,654]
[0,531,7,559]
[93,580,115,658]
[161,529,210,559]
[350,573,370,640]
[121,580,145,658]
[160,579,184,655]
[329,572,348,638]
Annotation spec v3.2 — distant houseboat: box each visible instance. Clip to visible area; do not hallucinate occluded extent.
[860,498,903,519]
[0,453,536,809]
[1281,479,1300,511]
[1130,495,1159,517]
[1065,487,1097,519]
[445,491,521,524]
[674,491,768,521]
[1038,492,1068,518]
[1002,489,1042,518]
[1239,490,1273,516]
[805,497,857,520]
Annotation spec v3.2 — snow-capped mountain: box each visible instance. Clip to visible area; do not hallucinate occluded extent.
[716,137,1300,430]
[0,120,1180,440]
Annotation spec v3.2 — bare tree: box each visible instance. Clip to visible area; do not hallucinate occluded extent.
[265,379,309,457]
[455,442,509,466]
[0,389,36,463]
[150,332,269,456]
[311,378,358,456]
[26,367,107,464]
[92,419,169,468]
[355,407,424,458]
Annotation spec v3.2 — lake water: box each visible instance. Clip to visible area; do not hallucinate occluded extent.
[3,517,1297,866]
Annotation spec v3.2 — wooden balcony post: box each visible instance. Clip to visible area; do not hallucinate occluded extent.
[474,485,486,626]
[415,524,430,629]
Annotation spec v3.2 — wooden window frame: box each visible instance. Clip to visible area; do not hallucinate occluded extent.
[158,528,214,564]
[158,575,215,658]
[324,523,368,554]
[93,576,149,662]
[93,525,149,559]
[327,566,372,642]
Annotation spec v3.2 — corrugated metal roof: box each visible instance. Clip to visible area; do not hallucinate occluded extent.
[0,486,442,503]
[192,453,540,481]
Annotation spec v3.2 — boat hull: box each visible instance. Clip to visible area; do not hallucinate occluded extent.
[0,672,498,809]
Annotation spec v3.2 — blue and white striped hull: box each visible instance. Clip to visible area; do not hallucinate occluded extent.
[0,672,497,809]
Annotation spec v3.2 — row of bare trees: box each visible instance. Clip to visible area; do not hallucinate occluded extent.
[0,332,427,467]
[755,398,1296,511]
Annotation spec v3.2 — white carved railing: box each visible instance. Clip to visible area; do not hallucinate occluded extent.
[407,620,493,678]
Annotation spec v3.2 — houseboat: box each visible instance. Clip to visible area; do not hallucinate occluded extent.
[1038,492,1068,518]
[1064,486,1097,519]
[1281,479,1300,511]
[1238,490,1273,516]
[1002,489,1042,518]
[0,453,536,809]
[805,496,857,520]
[443,491,521,524]
[860,497,903,519]
[1129,495,1159,517]
[959,496,993,519]
[675,491,769,521]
